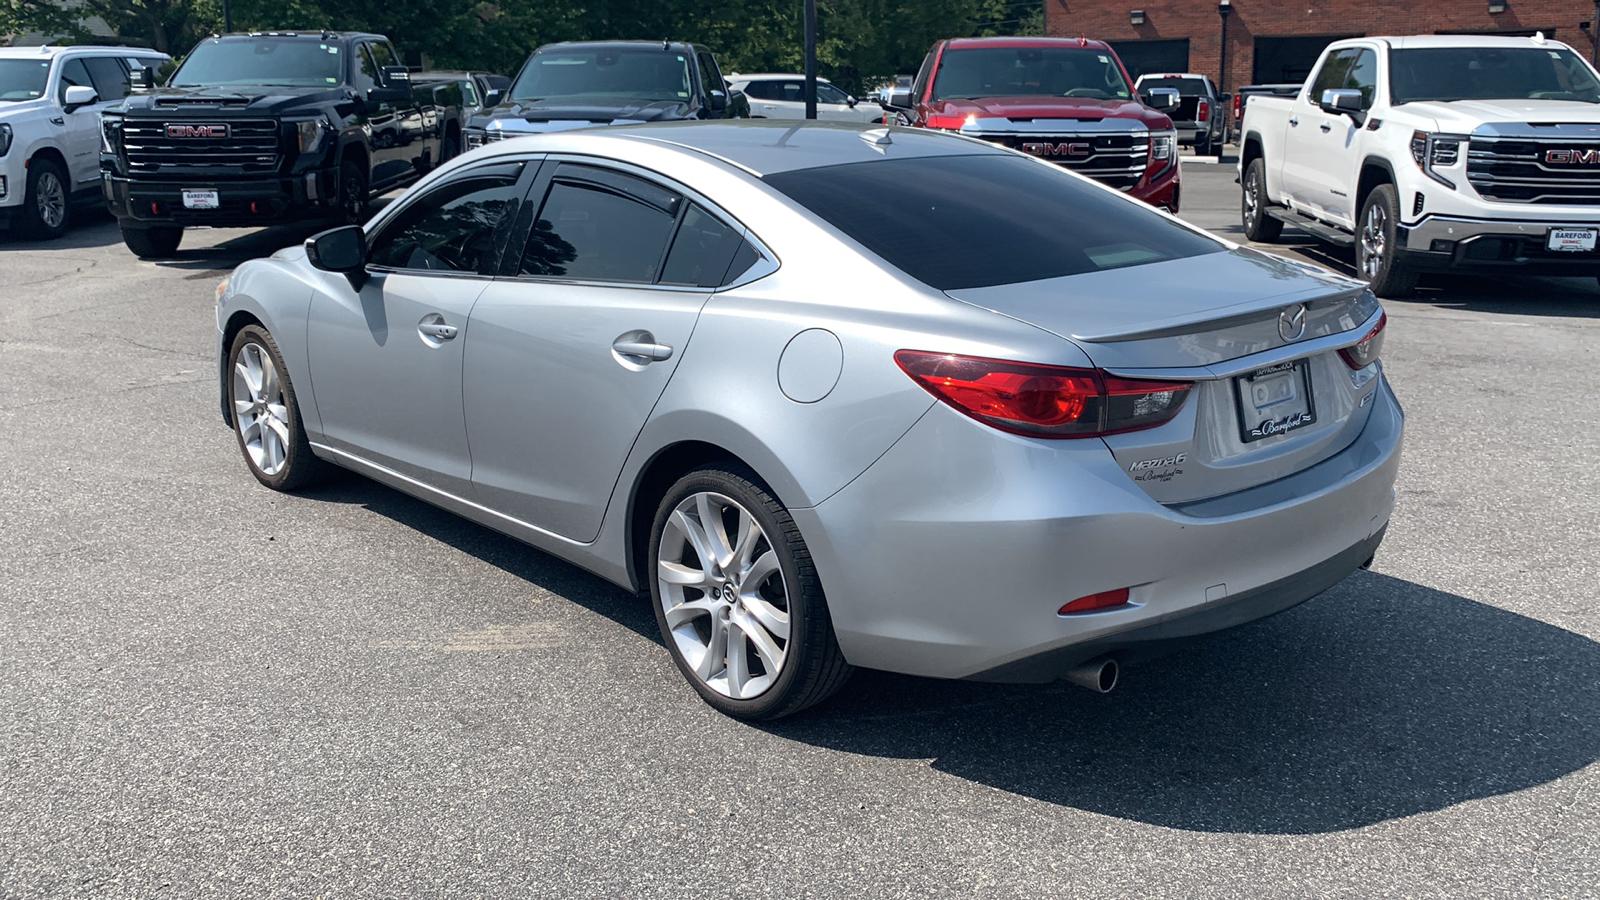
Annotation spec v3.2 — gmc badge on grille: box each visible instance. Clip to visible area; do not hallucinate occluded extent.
[1545,148,1600,164]
[1021,142,1093,157]
[166,124,229,139]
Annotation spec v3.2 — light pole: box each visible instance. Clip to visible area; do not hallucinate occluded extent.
[1218,0,1232,96]
[803,0,818,119]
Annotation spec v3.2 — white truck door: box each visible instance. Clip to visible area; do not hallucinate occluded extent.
[1281,48,1363,218]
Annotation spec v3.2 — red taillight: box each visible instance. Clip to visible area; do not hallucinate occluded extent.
[1233,94,1242,120]
[1059,588,1131,615]
[1197,99,1210,123]
[895,350,1191,438]
[1338,312,1387,370]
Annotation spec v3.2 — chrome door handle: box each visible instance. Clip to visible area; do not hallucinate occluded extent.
[612,337,673,361]
[418,322,458,340]
[1288,117,1299,127]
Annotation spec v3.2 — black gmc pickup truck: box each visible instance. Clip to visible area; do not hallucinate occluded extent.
[101,31,461,257]
[463,40,747,148]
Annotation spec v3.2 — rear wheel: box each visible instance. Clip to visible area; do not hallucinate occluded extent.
[648,464,852,721]
[1196,134,1213,157]
[120,222,182,258]
[338,160,369,226]
[1241,157,1282,243]
[1357,184,1418,298]
[20,158,70,240]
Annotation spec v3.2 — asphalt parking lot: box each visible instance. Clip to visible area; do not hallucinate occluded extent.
[1,161,1596,899]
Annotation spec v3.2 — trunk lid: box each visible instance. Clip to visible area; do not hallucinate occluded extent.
[944,248,1386,504]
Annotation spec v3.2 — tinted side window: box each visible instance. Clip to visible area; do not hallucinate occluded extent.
[1347,48,1378,108]
[369,41,399,73]
[368,163,525,273]
[352,44,378,94]
[697,51,724,97]
[741,81,774,101]
[817,82,850,105]
[912,47,937,102]
[661,204,746,287]
[764,154,1221,291]
[56,58,93,104]
[1309,49,1358,103]
[83,56,130,101]
[520,167,681,283]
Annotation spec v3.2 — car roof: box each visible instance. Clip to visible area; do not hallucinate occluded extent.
[1366,34,1574,50]
[537,40,702,54]
[0,45,167,59]
[467,119,1006,177]
[1137,73,1208,80]
[208,31,387,43]
[945,36,1114,51]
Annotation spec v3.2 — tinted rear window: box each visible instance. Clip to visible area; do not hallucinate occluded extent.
[763,154,1221,290]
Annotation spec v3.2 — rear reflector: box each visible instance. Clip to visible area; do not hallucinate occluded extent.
[895,350,1191,438]
[1338,312,1387,370]
[1059,588,1131,615]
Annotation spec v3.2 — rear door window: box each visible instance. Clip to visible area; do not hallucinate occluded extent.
[520,165,682,283]
[83,56,131,101]
[763,154,1221,290]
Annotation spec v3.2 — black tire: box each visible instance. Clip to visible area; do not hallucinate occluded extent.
[1356,183,1419,298]
[120,222,183,259]
[441,132,460,163]
[1196,134,1213,157]
[338,159,369,226]
[20,157,70,240]
[1241,157,1282,243]
[226,325,328,492]
[648,464,852,721]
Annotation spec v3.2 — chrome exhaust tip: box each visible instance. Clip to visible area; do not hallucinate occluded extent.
[1064,657,1119,694]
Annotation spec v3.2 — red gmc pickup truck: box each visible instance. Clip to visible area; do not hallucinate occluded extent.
[881,37,1182,211]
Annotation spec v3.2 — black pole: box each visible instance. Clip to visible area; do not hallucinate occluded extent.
[803,0,818,119]
[1218,2,1231,96]
[222,0,232,32]
[1593,1,1599,65]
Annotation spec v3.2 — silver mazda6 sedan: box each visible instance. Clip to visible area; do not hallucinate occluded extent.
[215,120,1403,720]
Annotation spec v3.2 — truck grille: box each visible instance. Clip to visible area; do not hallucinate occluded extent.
[1466,137,1600,204]
[123,119,282,176]
[966,132,1149,191]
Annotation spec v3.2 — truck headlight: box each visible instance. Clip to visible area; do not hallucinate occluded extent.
[1147,129,1177,179]
[294,117,330,155]
[100,117,122,154]
[0,123,12,157]
[1410,131,1463,190]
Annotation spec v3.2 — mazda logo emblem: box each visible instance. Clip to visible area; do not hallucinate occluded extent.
[1278,304,1307,342]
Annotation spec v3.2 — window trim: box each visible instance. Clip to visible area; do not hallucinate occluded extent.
[363,158,537,279]
[498,153,778,292]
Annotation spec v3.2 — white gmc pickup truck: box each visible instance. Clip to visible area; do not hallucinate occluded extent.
[1238,34,1600,296]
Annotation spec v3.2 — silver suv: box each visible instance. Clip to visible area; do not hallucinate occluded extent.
[0,44,168,239]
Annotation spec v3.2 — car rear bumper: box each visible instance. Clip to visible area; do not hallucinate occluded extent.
[104,170,339,227]
[1399,213,1600,273]
[793,375,1403,682]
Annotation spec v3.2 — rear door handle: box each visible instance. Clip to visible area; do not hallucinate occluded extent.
[613,334,673,362]
[1288,117,1299,127]
[1320,122,1332,133]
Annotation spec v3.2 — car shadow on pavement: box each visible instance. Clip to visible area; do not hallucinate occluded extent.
[291,476,1600,836]
[0,208,122,251]
[766,570,1600,835]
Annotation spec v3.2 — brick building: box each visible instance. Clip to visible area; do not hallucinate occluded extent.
[1045,0,1598,92]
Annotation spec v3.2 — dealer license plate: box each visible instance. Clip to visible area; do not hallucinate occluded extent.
[1547,228,1597,252]
[181,189,219,210]
[1235,359,1316,443]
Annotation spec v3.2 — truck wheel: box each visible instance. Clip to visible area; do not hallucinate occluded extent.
[20,158,71,240]
[1196,134,1213,157]
[338,160,369,226]
[1241,158,1282,243]
[120,222,182,259]
[441,132,460,162]
[1357,185,1418,298]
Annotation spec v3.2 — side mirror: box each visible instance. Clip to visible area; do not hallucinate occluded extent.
[136,67,156,90]
[879,87,914,111]
[846,95,858,108]
[1319,88,1364,115]
[381,66,411,86]
[483,88,504,108]
[707,89,728,114]
[1144,87,1179,111]
[62,84,98,112]
[306,225,369,288]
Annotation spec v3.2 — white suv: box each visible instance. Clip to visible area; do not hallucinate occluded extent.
[0,45,169,239]
[727,74,882,123]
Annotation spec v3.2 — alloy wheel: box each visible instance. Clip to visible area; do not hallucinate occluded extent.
[1360,202,1387,279]
[232,342,291,476]
[1244,170,1262,229]
[657,491,790,700]
[36,171,66,230]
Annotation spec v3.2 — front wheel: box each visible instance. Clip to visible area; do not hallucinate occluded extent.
[20,158,70,240]
[226,325,328,491]
[1357,184,1419,298]
[120,222,182,258]
[649,465,852,721]
[338,160,369,226]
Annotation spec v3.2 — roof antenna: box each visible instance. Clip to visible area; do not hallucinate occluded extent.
[1533,30,1547,44]
[1078,35,1087,46]
[663,38,670,50]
